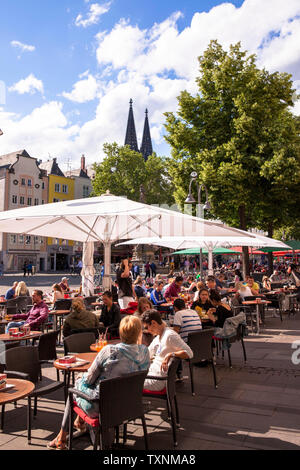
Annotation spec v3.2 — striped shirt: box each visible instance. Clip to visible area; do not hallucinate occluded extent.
[173,309,202,343]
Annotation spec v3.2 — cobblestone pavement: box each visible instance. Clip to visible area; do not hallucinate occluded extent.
[0,272,81,294]
[0,276,300,451]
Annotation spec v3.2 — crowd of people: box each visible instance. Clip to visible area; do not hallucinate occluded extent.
[1,256,300,450]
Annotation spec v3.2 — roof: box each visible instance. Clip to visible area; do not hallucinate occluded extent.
[65,168,90,179]
[0,149,33,169]
[39,159,65,177]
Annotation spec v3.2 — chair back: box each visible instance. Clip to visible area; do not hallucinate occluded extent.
[187,329,215,364]
[53,299,72,311]
[70,328,100,339]
[6,298,19,315]
[83,296,99,309]
[99,371,148,428]
[16,296,30,313]
[165,357,181,400]
[38,330,60,361]
[64,332,96,355]
[4,346,40,383]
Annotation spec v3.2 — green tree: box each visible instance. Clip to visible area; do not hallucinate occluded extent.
[165,40,300,276]
[92,143,175,205]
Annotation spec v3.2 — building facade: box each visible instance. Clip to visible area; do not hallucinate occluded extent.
[0,150,48,272]
[39,158,75,271]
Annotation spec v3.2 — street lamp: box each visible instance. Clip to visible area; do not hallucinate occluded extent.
[185,172,211,280]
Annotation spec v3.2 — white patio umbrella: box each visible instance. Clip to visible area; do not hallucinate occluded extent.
[81,242,95,297]
[118,235,289,275]
[0,191,287,287]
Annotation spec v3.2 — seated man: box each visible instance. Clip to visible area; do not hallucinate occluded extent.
[5,281,18,300]
[99,291,121,337]
[142,310,193,391]
[173,298,202,343]
[245,276,260,296]
[150,281,167,307]
[6,290,49,332]
[59,277,70,292]
[164,276,184,300]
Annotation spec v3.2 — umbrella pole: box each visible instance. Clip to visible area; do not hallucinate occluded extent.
[208,247,213,276]
[103,242,112,291]
[200,248,203,281]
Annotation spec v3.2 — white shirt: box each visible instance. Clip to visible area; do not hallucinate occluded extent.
[173,309,202,343]
[238,286,253,299]
[144,327,193,391]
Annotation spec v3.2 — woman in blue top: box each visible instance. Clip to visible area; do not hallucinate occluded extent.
[48,315,150,450]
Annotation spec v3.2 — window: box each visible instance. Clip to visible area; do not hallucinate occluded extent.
[55,183,60,193]
[42,200,45,205]
[83,185,90,198]
[19,235,24,243]
[21,178,26,186]
[20,197,25,205]
[27,198,32,206]
[28,179,32,187]
[10,235,17,244]
[62,184,68,194]
[42,182,45,189]
[34,198,39,206]
[12,195,17,204]
[34,236,39,244]
[26,236,31,245]
[53,198,59,203]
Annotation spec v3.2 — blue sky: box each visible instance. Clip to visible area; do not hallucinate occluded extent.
[0,0,299,170]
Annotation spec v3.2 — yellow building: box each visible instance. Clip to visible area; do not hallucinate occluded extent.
[40,158,75,271]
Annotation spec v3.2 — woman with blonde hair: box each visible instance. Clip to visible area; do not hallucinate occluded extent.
[15,281,30,297]
[62,297,99,338]
[48,315,150,450]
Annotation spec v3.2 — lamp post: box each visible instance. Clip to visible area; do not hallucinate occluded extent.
[185,172,211,280]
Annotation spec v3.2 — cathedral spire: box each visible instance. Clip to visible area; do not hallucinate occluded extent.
[124,99,139,152]
[140,109,153,162]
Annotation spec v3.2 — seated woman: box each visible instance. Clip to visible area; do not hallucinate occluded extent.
[262,276,271,292]
[234,282,253,301]
[15,281,30,297]
[193,281,207,302]
[50,284,64,304]
[206,289,233,328]
[99,291,121,337]
[63,298,99,338]
[134,297,152,318]
[134,276,147,299]
[191,288,214,318]
[48,316,150,450]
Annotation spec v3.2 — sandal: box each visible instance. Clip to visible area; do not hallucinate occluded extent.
[47,437,68,450]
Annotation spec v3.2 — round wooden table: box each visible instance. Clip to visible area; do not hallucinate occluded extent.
[0,379,35,406]
[54,352,97,402]
[0,331,42,342]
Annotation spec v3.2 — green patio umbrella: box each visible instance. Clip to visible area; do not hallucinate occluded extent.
[171,247,240,256]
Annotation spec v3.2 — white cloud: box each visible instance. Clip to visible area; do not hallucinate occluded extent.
[2,0,300,172]
[75,2,111,28]
[61,73,100,103]
[11,40,35,53]
[9,74,44,95]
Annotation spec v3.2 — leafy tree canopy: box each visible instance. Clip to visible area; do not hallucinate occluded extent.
[92,143,175,206]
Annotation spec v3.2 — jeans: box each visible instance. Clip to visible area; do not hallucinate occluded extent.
[6,321,25,334]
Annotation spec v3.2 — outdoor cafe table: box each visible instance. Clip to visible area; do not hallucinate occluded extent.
[0,379,35,430]
[0,331,43,343]
[50,310,70,332]
[242,300,271,335]
[54,352,97,402]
